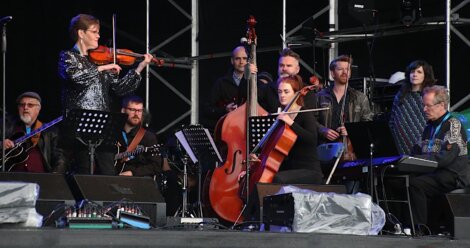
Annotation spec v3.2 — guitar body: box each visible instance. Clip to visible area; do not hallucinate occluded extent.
[0,132,33,171]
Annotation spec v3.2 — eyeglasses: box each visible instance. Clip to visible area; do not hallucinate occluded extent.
[18,103,40,108]
[424,102,441,109]
[126,108,144,114]
[85,29,100,35]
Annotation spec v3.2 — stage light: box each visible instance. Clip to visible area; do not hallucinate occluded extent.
[401,0,417,27]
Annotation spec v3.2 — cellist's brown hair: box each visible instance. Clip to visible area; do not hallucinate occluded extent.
[277,74,304,106]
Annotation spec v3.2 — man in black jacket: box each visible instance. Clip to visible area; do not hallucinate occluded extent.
[204,46,259,130]
[315,55,373,144]
[1,92,66,173]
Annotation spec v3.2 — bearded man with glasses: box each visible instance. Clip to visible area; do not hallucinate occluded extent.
[1,92,66,173]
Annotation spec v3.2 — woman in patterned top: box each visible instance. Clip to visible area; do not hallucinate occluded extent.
[389,60,437,155]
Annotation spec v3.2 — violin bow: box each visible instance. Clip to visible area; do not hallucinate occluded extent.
[112,14,117,65]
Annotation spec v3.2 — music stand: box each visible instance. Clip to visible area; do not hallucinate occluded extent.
[344,121,399,200]
[175,125,222,218]
[65,109,126,175]
[248,116,276,151]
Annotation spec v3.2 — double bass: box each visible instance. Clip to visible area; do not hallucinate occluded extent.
[207,16,267,223]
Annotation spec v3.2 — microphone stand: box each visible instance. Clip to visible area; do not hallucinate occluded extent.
[2,20,9,172]
[369,143,375,201]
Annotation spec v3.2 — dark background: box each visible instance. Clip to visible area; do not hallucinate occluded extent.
[1,0,469,141]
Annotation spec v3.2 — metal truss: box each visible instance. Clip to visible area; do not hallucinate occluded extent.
[143,0,197,135]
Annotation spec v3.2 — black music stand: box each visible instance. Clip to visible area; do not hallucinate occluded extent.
[175,125,222,218]
[65,109,126,175]
[344,121,399,200]
[248,116,276,151]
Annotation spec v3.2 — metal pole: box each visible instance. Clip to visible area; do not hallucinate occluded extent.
[191,0,199,124]
[446,0,451,106]
[282,0,286,48]
[328,0,338,77]
[2,23,8,172]
[146,0,150,109]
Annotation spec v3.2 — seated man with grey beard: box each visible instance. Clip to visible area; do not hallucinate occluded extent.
[1,92,66,173]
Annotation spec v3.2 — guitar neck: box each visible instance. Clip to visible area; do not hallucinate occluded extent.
[115,146,145,160]
[14,116,64,145]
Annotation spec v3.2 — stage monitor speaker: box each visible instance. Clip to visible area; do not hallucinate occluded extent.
[70,175,166,227]
[446,193,470,240]
[256,183,347,208]
[0,172,75,226]
[255,183,346,222]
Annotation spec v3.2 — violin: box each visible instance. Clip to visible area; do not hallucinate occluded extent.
[88,45,164,66]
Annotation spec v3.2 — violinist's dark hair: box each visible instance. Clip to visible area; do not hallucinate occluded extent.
[329,55,352,71]
[277,74,304,106]
[69,14,100,42]
[398,60,437,103]
[121,95,144,108]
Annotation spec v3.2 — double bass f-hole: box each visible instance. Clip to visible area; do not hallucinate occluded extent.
[225,150,242,175]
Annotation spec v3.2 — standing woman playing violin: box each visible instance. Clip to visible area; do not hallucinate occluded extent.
[58,14,153,175]
[59,14,153,112]
[271,75,323,184]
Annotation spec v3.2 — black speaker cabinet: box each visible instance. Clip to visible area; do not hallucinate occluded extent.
[70,175,166,227]
[0,172,75,226]
[256,183,346,223]
[446,193,470,240]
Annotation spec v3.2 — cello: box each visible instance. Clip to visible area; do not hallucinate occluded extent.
[240,84,317,199]
[207,16,267,223]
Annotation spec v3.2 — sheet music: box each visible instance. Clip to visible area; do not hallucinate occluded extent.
[203,128,223,163]
[175,130,198,163]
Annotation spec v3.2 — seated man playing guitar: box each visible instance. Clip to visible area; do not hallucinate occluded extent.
[116,95,162,177]
[1,91,66,173]
[116,95,182,215]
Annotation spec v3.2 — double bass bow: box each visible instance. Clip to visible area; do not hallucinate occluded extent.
[207,16,268,223]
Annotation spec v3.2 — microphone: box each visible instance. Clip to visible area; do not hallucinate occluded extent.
[0,16,13,25]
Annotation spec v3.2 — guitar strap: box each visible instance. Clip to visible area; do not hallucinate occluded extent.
[122,127,146,162]
[30,120,43,147]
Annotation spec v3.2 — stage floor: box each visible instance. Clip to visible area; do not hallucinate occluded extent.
[0,228,469,248]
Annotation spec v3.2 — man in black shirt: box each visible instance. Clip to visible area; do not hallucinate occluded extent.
[259,48,318,114]
[117,95,181,215]
[117,95,162,177]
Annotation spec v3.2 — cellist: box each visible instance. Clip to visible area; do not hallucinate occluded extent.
[250,75,323,184]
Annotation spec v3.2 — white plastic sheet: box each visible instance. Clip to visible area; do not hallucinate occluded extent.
[277,185,385,235]
[0,182,43,227]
